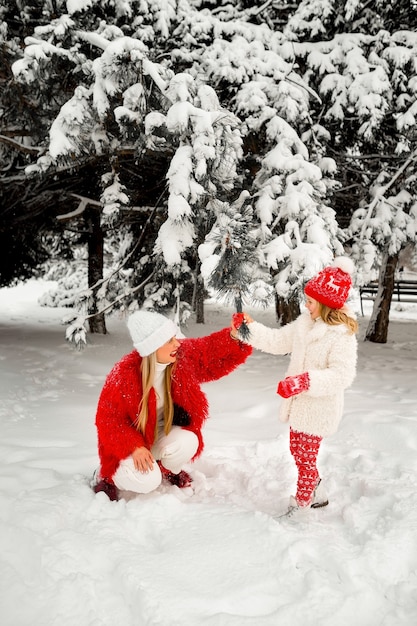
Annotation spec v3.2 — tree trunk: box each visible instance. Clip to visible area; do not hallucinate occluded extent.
[86,207,107,334]
[194,274,205,323]
[365,252,398,343]
[191,256,205,324]
[275,293,300,326]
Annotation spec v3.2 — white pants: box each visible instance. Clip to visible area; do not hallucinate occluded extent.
[112,427,199,494]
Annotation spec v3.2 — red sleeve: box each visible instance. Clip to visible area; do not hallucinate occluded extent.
[95,355,146,465]
[177,327,252,384]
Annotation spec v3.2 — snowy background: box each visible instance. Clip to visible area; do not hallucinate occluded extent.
[0,279,416,626]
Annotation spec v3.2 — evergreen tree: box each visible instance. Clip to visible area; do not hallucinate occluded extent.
[1,0,417,344]
[199,190,273,313]
[293,26,417,341]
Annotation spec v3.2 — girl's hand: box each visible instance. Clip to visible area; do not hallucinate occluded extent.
[230,312,253,340]
[231,312,253,331]
[277,373,310,398]
[132,446,155,473]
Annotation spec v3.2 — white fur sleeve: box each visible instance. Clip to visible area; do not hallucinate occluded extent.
[242,320,295,356]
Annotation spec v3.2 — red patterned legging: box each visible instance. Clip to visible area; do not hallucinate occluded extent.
[289,428,322,506]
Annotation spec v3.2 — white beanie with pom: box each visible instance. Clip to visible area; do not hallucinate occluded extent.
[127,310,179,356]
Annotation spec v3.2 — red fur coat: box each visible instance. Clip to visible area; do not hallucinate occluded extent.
[95,328,252,481]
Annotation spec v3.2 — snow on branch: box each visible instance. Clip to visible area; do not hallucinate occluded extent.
[64,271,155,349]
[74,29,111,51]
[359,150,417,241]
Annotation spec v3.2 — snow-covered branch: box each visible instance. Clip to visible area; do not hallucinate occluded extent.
[359,150,417,240]
[65,271,155,349]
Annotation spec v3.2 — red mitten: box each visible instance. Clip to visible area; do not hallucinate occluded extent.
[232,312,250,339]
[277,372,310,398]
[232,313,245,329]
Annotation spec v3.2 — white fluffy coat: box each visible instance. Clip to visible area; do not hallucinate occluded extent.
[245,312,357,437]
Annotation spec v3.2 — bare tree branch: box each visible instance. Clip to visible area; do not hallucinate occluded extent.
[0,134,44,154]
[83,271,155,321]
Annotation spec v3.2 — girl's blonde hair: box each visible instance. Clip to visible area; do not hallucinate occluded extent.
[319,303,358,334]
[135,352,174,438]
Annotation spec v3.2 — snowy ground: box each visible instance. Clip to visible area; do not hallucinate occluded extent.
[0,279,416,626]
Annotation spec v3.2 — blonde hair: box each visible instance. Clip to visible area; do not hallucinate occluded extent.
[319,303,358,334]
[136,352,175,438]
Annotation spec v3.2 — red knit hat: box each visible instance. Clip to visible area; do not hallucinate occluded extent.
[304,257,354,309]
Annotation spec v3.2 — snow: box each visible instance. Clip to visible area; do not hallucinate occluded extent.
[66,0,93,15]
[1,279,417,626]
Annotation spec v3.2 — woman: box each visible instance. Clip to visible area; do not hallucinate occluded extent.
[232,257,358,516]
[93,310,252,500]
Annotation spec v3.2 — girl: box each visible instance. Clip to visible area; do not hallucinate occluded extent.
[232,257,358,515]
[93,310,252,500]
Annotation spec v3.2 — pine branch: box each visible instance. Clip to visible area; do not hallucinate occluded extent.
[359,150,417,241]
[205,193,271,324]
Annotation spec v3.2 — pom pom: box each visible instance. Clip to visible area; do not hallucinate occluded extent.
[333,256,354,276]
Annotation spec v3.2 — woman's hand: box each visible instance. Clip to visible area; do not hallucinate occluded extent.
[132,446,155,473]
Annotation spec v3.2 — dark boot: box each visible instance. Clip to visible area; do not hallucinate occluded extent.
[158,461,193,488]
[93,478,120,501]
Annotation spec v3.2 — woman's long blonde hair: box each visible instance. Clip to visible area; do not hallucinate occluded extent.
[319,303,358,334]
[135,352,175,438]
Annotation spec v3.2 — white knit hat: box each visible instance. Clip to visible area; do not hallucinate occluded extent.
[127,310,179,356]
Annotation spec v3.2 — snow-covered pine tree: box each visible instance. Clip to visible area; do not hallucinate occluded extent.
[6,7,172,341]
[11,2,249,340]
[0,0,75,286]
[152,79,246,324]
[293,24,417,341]
[183,1,417,335]
[348,166,417,343]
[199,190,273,333]
[3,0,417,345]
[173,11,346,323]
